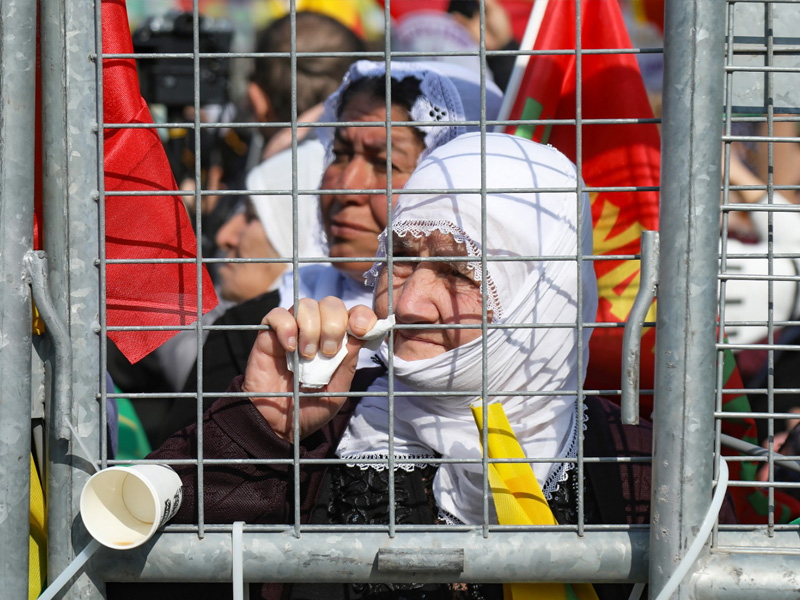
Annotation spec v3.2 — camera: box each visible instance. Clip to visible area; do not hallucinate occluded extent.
[132,11,234,107]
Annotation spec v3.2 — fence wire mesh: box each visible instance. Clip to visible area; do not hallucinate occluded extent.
[4,0,800,599]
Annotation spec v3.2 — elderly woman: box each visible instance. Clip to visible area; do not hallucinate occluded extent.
[150,133,653,600]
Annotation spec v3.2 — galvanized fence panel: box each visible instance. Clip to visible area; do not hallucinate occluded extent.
[0,1,37,598]
[4,0,800,599]
[40,0,104,596]
[650,1,726,598]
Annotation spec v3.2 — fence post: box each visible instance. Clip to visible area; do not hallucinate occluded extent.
[0,0,37,597]
[40,0,102,597]
[650,0,726,598]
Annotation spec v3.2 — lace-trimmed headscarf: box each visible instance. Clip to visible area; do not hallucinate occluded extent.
[318,60,504,168]
[337,133,599,525]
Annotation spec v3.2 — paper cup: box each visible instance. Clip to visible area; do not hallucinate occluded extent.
[80,465,183,550]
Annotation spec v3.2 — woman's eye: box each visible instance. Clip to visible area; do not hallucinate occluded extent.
[450,266,475,284]
[372,159,401,174]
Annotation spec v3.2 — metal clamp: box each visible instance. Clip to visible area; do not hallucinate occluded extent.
[621,231,659,425]
[24,250,73,440]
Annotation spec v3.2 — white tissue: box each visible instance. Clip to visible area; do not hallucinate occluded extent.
[286,315,395,388]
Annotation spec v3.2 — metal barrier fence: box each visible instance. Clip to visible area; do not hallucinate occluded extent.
[2,0,800,599]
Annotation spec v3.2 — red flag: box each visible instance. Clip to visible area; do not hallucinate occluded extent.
[505,0,660,397]
[102,0,217,363]
[505,0,799,523]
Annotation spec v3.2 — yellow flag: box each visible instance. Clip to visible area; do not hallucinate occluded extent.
[471,403,598,600]
[29,454,47,599]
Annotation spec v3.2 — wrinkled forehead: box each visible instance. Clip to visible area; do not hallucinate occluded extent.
[332,95,423,157]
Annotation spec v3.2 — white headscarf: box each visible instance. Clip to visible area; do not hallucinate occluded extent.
[318,60,504,168]
[246,137,328,263]
[337,133,599,525]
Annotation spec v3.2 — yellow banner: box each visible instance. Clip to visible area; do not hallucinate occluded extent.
[471,403,598,600]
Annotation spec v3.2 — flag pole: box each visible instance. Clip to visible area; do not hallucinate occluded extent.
[493,0,550,132]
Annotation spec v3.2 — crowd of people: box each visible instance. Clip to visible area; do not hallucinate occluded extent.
[104,2,800,598]
[723,122,800,456]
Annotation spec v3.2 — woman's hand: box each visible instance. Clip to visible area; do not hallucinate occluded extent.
[242,296,378,442]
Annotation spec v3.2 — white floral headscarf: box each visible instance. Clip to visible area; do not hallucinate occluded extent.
[318,60,504,167]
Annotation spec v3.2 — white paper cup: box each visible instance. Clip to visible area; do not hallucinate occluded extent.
[80,465,183,550]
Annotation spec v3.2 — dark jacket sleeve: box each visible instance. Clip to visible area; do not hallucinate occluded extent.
[148,375,357,525]
[583,396,653,525]
[583,396,737,526]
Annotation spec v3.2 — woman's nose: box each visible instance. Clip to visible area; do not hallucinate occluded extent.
[394,267,438,323]
[336,157,375,204]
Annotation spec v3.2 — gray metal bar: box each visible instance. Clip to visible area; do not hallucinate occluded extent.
[621,231,659,425]
[91,530,650,583]
[763,0,778,532]
[478,0,490,536]
[94,529,800,590]
[378,548,464,573]
[288,2,303,538]
[95,0,108,474]
[40,0,102,596]
[692,553,800,600]
[719,434,800,475]
[103,48,664,60]
[650,0,727,597]
[0,0,37,594]
[191,0,206,539]
[103,116,664,129]
[574,0,587,535]
[382,0,397,536]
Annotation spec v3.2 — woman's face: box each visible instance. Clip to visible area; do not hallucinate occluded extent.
[215,201,284,303]
[373,231,489,361]
[319,92,425,280]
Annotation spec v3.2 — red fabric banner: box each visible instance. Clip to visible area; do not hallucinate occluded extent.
[505,0,800,523]
[505,0,660,396]
[102,0,217,363]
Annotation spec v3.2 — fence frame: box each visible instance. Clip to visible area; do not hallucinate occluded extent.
[39,0,104,596]
[650,0,727,598]
[3,0,800,598]
[0,0,37,597]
